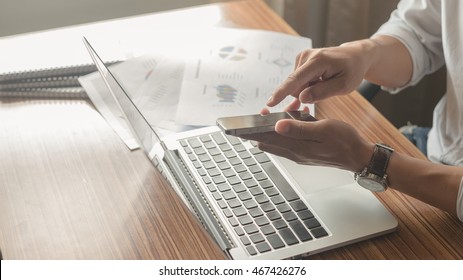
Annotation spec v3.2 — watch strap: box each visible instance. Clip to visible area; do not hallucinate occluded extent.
[368,144,393,178]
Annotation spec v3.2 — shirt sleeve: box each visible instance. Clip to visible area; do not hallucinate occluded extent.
[457,177,463,222]
[372,0,445,93]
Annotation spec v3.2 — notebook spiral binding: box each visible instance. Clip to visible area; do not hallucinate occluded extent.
[0,61,120,99]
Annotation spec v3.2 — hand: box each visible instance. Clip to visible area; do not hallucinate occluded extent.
[242,118,374,173]
[266,41,372,107]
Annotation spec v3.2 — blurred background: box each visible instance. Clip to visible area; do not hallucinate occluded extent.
[0,0,445,129]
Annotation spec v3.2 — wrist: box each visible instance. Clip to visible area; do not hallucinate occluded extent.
[339,39,379,77]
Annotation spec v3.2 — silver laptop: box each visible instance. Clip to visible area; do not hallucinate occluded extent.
[84,38,397,260]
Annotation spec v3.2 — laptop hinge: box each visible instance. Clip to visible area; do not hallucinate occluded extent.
[160,146,233,252]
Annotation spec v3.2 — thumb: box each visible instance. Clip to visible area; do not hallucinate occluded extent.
[275,119,319,140]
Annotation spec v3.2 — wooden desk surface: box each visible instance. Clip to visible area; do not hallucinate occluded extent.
[1,0,462,260]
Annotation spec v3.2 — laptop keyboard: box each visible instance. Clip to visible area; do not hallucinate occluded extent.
[179,132,328,256]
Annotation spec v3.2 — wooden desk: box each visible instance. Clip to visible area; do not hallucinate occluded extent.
[0,0,462,260]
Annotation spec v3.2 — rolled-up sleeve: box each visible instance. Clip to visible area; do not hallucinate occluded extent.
[458,177,463,222]
[373,0,445,93]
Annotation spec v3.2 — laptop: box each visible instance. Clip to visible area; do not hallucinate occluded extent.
[83,38,397,260]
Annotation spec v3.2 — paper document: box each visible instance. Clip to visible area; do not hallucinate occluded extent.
[176,28,313,126]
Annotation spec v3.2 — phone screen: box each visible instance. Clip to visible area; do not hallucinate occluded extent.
[216,111,316,136]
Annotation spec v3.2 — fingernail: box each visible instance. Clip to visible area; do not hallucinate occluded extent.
[266,96,273,105]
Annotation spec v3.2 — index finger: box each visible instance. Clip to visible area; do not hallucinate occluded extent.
[266,61,324,107]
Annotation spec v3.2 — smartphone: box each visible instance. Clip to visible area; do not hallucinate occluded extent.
[216,110,317,136]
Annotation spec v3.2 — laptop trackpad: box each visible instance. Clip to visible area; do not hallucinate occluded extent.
[275,157,355,195]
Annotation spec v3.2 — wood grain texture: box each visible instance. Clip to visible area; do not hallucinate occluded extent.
[0,0,462,260]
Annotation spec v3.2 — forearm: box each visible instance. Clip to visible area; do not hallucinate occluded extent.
[387,152,463,215]
[342,35,413,89]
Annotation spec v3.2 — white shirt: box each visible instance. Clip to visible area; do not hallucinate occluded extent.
[374,0,463,221]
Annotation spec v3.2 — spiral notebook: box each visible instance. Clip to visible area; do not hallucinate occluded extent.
[0,62,119,99]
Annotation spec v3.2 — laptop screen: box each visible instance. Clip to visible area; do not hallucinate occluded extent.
[83,38,161,154]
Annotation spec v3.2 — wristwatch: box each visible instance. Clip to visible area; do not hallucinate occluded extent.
[355,143,394,192]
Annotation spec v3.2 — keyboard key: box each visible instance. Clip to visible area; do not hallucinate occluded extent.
[289,220,313,242]
[188,138,202,148]
[217,161,231,170]
[207,183,217,192]
[282,212,298,222]
[219,143,232,152]
[240,236,251,246]
[261,202,276,212]
[266,211,281,221]
[279,228,299,245]
[249,208,264,218]
[267,234,285,249]
[244,224,259,234]
[239,171,252,181]
[193,147,206,155]
[229,157,241,165]
[213,155,226,163]
[238,191,252,201]
[238,215,253,225]
[304,218,321,229]
[212,192,222,200]
[244,179,258,188]
[234,164,247,173]
[224,150,236,159]
[232,183,246,193]
[223,209,233,218]
[259,180,273,189]
[277,203,291,213]
[234,227,245,236]
[246,245,257,255]
[225,135,241,145]
[232,207,247,217]
[228,217,239,227]
[249,147,263,155]
[255,194,269,204]
[208,147,221,156]
[227,176,241,185]
[272,219,287,229]
[261,225,276,235]
[222,191,236,200]
[255,216,270,226]
[311,227,328,238]
[217,200,228,209]
[290,200,308,212]
[261,162,299,201]
[297,210,314,220]
[204,141,216,149]
[271,195,285,205]
[217,183,231,192]
[203,161,216,169]
[238,151,252,159]
[223,169,235,178]
[249,187,263,196]
[243,200,258,209]
[250,233,265,244]
[199,135,211,143]
[198,154,211,162]
[212,133,227,145]
[207,168,221,177]
[227,199,242,208]
[254,172,268,181]
[243,158,257,166]
[248,165,262,174]
[255,153,270,163]
[234,143,246,151]
[256,242,272,253]
[264,187,279,197]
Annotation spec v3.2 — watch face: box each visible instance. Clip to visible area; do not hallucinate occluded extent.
[357,177,386,192]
